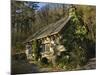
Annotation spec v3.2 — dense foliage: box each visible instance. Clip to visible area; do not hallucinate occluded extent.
[58,5,96,69]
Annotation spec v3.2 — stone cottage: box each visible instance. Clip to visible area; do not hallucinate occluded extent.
[24,6,76,65]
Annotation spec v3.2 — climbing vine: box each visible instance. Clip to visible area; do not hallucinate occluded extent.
[61,7,88,68]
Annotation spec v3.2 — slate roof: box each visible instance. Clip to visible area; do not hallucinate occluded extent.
[24,16,71,43]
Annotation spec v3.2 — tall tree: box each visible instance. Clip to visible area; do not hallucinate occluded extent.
[11,0,39,50]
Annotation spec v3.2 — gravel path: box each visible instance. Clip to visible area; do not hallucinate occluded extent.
[11,60,40,74]
[82,58,96,70]
[11,58,96,74]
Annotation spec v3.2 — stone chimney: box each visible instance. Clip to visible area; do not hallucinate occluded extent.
[68,5,76,17]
